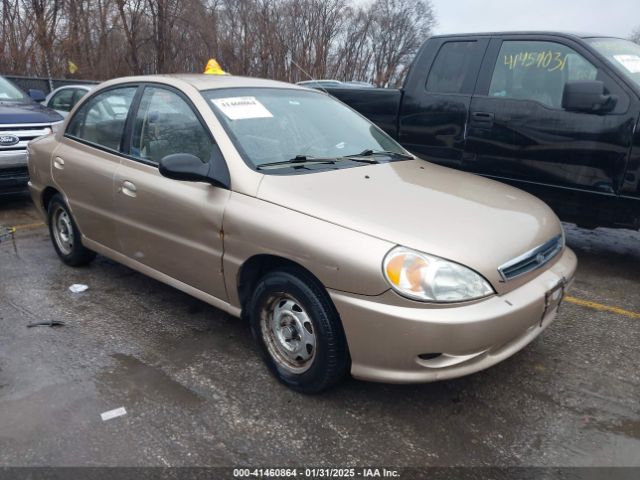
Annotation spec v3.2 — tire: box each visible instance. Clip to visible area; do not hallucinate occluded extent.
[47,194,96,267]
[247,267,350,393]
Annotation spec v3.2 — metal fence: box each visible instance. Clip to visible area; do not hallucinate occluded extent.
[4,75,100,95]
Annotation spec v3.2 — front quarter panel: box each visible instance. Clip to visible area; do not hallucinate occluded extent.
[222,192,395,308]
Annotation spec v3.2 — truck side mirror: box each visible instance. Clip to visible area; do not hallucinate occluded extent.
[562,81,617,114]
[28,89,46,103]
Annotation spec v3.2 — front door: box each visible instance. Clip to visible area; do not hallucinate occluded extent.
[464,37,637,226]
[113,85,230,300]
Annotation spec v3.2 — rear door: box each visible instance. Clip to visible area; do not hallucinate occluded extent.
[113,84,230,300]
[464,35,638,225]
[398,37,489,169]
[55,85,138,250]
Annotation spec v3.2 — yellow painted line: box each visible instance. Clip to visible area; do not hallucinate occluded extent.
[565,295,640,319]
[12,222,45,231]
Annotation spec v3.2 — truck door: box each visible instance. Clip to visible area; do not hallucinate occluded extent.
[398,37,488,169]
[464,36,637,227]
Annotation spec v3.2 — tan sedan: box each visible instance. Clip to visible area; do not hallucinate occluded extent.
[27,74,577,392]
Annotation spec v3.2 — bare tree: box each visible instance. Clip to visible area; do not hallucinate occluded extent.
[115,0,146,74]
[368,0,435,87]
[1,0,436,87]
[631,27,640,44]
[28,0,63,84]
[1,0,37,73]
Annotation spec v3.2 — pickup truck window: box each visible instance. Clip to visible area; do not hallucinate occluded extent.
[426,41,477,94]
[66,87,136,152]
[586,38,640,89]
[489,41,597,109]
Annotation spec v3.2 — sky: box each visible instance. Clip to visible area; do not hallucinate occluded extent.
[430,0,639,38]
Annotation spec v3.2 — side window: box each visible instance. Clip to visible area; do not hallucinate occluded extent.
[50,89,74,112]
[67,87,137,151]
[489,41,598,109]
[426,41,478,94]
[130,86,214,164]
[70,88,88,109]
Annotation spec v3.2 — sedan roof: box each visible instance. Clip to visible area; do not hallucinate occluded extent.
[106,74,307,92]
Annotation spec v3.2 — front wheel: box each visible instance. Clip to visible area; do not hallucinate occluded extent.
[48,194,96,266]
[248,267,350,393]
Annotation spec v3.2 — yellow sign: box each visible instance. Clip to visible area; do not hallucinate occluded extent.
[504,51,568,72]
[68,60,78,74]
[204,59,227,75]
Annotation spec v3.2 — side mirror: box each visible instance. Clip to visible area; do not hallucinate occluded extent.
[562,81,617,113]
[159,149,230,189]
[28,89,46,103]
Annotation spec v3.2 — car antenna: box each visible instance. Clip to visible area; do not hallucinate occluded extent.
[288,54,330,95]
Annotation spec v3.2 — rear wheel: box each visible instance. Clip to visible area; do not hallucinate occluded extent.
[48,194,95,266]
[248,267,350,393]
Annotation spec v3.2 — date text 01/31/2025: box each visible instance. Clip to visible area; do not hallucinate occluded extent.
[233,468,401,478]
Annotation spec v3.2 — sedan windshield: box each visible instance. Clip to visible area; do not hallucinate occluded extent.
[0,77,28,102]
[203,88,408,170]
[586,37,640,89]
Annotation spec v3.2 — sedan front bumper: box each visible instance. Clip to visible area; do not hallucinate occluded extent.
[330,247,577,383]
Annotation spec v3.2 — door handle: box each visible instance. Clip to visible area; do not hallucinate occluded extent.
[53,157,65,170]
[470,112,495,128]
[120,180,137,197]
[471,112,495,123]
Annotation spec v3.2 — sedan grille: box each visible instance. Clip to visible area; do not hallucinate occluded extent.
[498,235,564,281]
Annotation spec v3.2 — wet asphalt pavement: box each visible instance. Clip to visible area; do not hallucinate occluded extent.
[0,193,639,469]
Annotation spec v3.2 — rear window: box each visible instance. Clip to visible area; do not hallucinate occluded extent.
[426,42,478,94]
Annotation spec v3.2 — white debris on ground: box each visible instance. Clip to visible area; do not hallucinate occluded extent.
[69,284,89,293]
[100,407,127,421]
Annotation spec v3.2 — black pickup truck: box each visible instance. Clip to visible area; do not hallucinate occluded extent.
[0,76,63,195]
[324,32,640,230]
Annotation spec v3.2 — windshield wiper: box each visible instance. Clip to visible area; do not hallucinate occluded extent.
[257,155,337,170]
[346,149,414,160]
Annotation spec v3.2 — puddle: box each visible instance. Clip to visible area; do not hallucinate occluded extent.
[97,353,204,408]
[589,418,640,440]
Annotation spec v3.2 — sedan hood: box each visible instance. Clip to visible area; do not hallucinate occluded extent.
[0,101,63,124]
[257,160,563,293]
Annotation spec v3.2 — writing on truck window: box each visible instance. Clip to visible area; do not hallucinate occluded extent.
[503,51,568,72]
[489,40,598,109]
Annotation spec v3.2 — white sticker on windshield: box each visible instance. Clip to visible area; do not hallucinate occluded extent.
[211,96,273,120]
[613,54,640,73]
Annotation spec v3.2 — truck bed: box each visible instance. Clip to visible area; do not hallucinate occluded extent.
[323,87,402,138]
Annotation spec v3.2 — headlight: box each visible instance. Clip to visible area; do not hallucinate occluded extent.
[50,121,64,134]
[383,246,494,302]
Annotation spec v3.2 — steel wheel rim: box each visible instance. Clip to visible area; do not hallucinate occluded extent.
[52,206,74,255]
[260,293,317,374]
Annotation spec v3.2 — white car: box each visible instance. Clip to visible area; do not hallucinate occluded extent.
[44,85,94,117]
